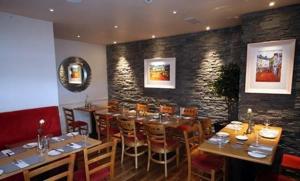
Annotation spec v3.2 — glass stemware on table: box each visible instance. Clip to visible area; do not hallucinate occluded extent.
[80,129,89,147]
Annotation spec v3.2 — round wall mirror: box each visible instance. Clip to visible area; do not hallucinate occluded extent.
[58,57,91,92]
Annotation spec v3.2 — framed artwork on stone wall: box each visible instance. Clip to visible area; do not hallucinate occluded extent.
[144,57,176,89]
[245,39,296,94]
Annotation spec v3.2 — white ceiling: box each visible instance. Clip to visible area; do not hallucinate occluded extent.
[0,0,299,45]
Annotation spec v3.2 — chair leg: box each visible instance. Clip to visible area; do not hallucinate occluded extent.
[121,138,125,165]
[211,170,216,181]
[147,148,151,171]
[164,152,168,178]
[134,146,138,169]
[176,147,179,168]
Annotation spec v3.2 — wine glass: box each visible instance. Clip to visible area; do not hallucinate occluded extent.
[264,119,270,129]
[81,130,89,147]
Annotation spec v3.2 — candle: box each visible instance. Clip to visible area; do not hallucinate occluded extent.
[247,108,252,114]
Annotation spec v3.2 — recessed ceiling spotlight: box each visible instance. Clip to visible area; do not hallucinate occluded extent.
[76,34,80,38]
[206,26,211,31]
[269,1,275,7]
[114,25,118,29]
[172,10,177,14]
[152,35,156,39]
[113,41,117,44]
[49,8,54,12]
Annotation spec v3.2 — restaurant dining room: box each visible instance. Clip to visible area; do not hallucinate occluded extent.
[0,0,300,181]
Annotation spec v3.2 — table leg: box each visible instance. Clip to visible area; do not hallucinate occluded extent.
[89,112,97,139]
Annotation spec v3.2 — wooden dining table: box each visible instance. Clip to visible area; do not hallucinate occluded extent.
[0,135,102,180]
[198,123,282,165]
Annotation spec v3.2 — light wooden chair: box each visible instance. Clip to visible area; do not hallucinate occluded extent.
[200,117,214,139]
[145,123,179,178]
[159,105,176,116]
[74,139,117,181]
[23,153,75,181]
[180,107,198,119]
[136,103,149,117]
[183,122,225,181]
[118,117,147,169]
[108,100,120,113]
[63,107,88,134]
[93,112,120,143]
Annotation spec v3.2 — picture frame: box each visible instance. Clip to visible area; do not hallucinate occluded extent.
[245,39,296,94]
[144,57,176,89]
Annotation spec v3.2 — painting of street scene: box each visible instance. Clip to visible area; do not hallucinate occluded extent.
[149,64,170,81]
[256,50,282,82]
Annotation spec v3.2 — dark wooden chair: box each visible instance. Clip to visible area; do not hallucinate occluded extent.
[118,117,147,169]
[145,123,179,178]
[183,122,225,181]
[108,99,120,113]
[63,107,88,134]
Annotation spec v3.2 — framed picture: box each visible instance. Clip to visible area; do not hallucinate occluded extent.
[245,39,296,94]
[144,57,176,89]
[68,63,83,84]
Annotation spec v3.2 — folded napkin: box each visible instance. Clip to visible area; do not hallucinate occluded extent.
[14,160,29,169]
[52,137,65,142]
[1,149,15,156]
[66,132,79,137]
[207,136,229,144]
[249,144,273,152]
[67,143,82,149]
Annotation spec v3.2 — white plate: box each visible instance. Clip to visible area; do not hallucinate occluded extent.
[48,150,62,156]
[235,135,248,141]
[22,142,38,149]
[216,132,229,137]
[231,121,243,125]
[259,129,278,139]
[248,151,267,158]
[113,113,121,117]
[183,117,192,120]
[66,132,79,137]
[0,169,3,175]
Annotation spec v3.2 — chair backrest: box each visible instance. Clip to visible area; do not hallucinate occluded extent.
[83,139,117,181]
[180,107,198,118]
[93,112,110,140]
[159,105,175,115]
[200,118,213,139]
[63,108,75,131]
[108,100,119,113]
[281,154,300,171]
[118,117,137,141]
[136,103,148,116]
[145,123,166,145]
[23,153,75,181]
[183,122,204,153]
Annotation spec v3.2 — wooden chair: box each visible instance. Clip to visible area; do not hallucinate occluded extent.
[180,107,198,118]
[159,105,176,116]
[200,118,214,139]
[108,99,119,113]
[63,107,88,134]
[136,103,148,117]
[118,117,147,169]
[93,112,120,143]
[145,123,179,178]
[256,153,300,181]
[23,153,75,181]
[74,139,117,181]
[183,122,225,181]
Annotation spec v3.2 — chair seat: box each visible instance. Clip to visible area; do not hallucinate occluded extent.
[256,172,296,181]
[151,139,178,153]
[69,121,88,127]
[192,153,224,173]
[74,163,110,181]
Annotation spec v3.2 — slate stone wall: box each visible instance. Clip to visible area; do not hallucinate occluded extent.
[239,5,300,155]
[107,27,241,121]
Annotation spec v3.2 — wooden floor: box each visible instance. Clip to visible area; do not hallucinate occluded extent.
[112,145,195,181]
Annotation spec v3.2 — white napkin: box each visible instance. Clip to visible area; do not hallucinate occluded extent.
[226,124,242,131]
[67,143,82,149]
[66,132,79,137]
[52,137,65,141]
[208,137,229,144]
[1,149,15,156]
[14,160,29,168]
[249,144,273,152]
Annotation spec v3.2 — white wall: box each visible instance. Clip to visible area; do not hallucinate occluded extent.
[0,12,58,112]
[55,39,108,133]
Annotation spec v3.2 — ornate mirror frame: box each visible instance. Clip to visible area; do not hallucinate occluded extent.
[58,57,92,92]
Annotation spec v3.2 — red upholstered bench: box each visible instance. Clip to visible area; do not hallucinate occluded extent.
[0,106,62,149]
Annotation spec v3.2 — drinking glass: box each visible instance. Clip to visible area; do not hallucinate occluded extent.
[217,135,224,148]
[264,119,270,129]
[81,130,89,147]
[255,131,260,146]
